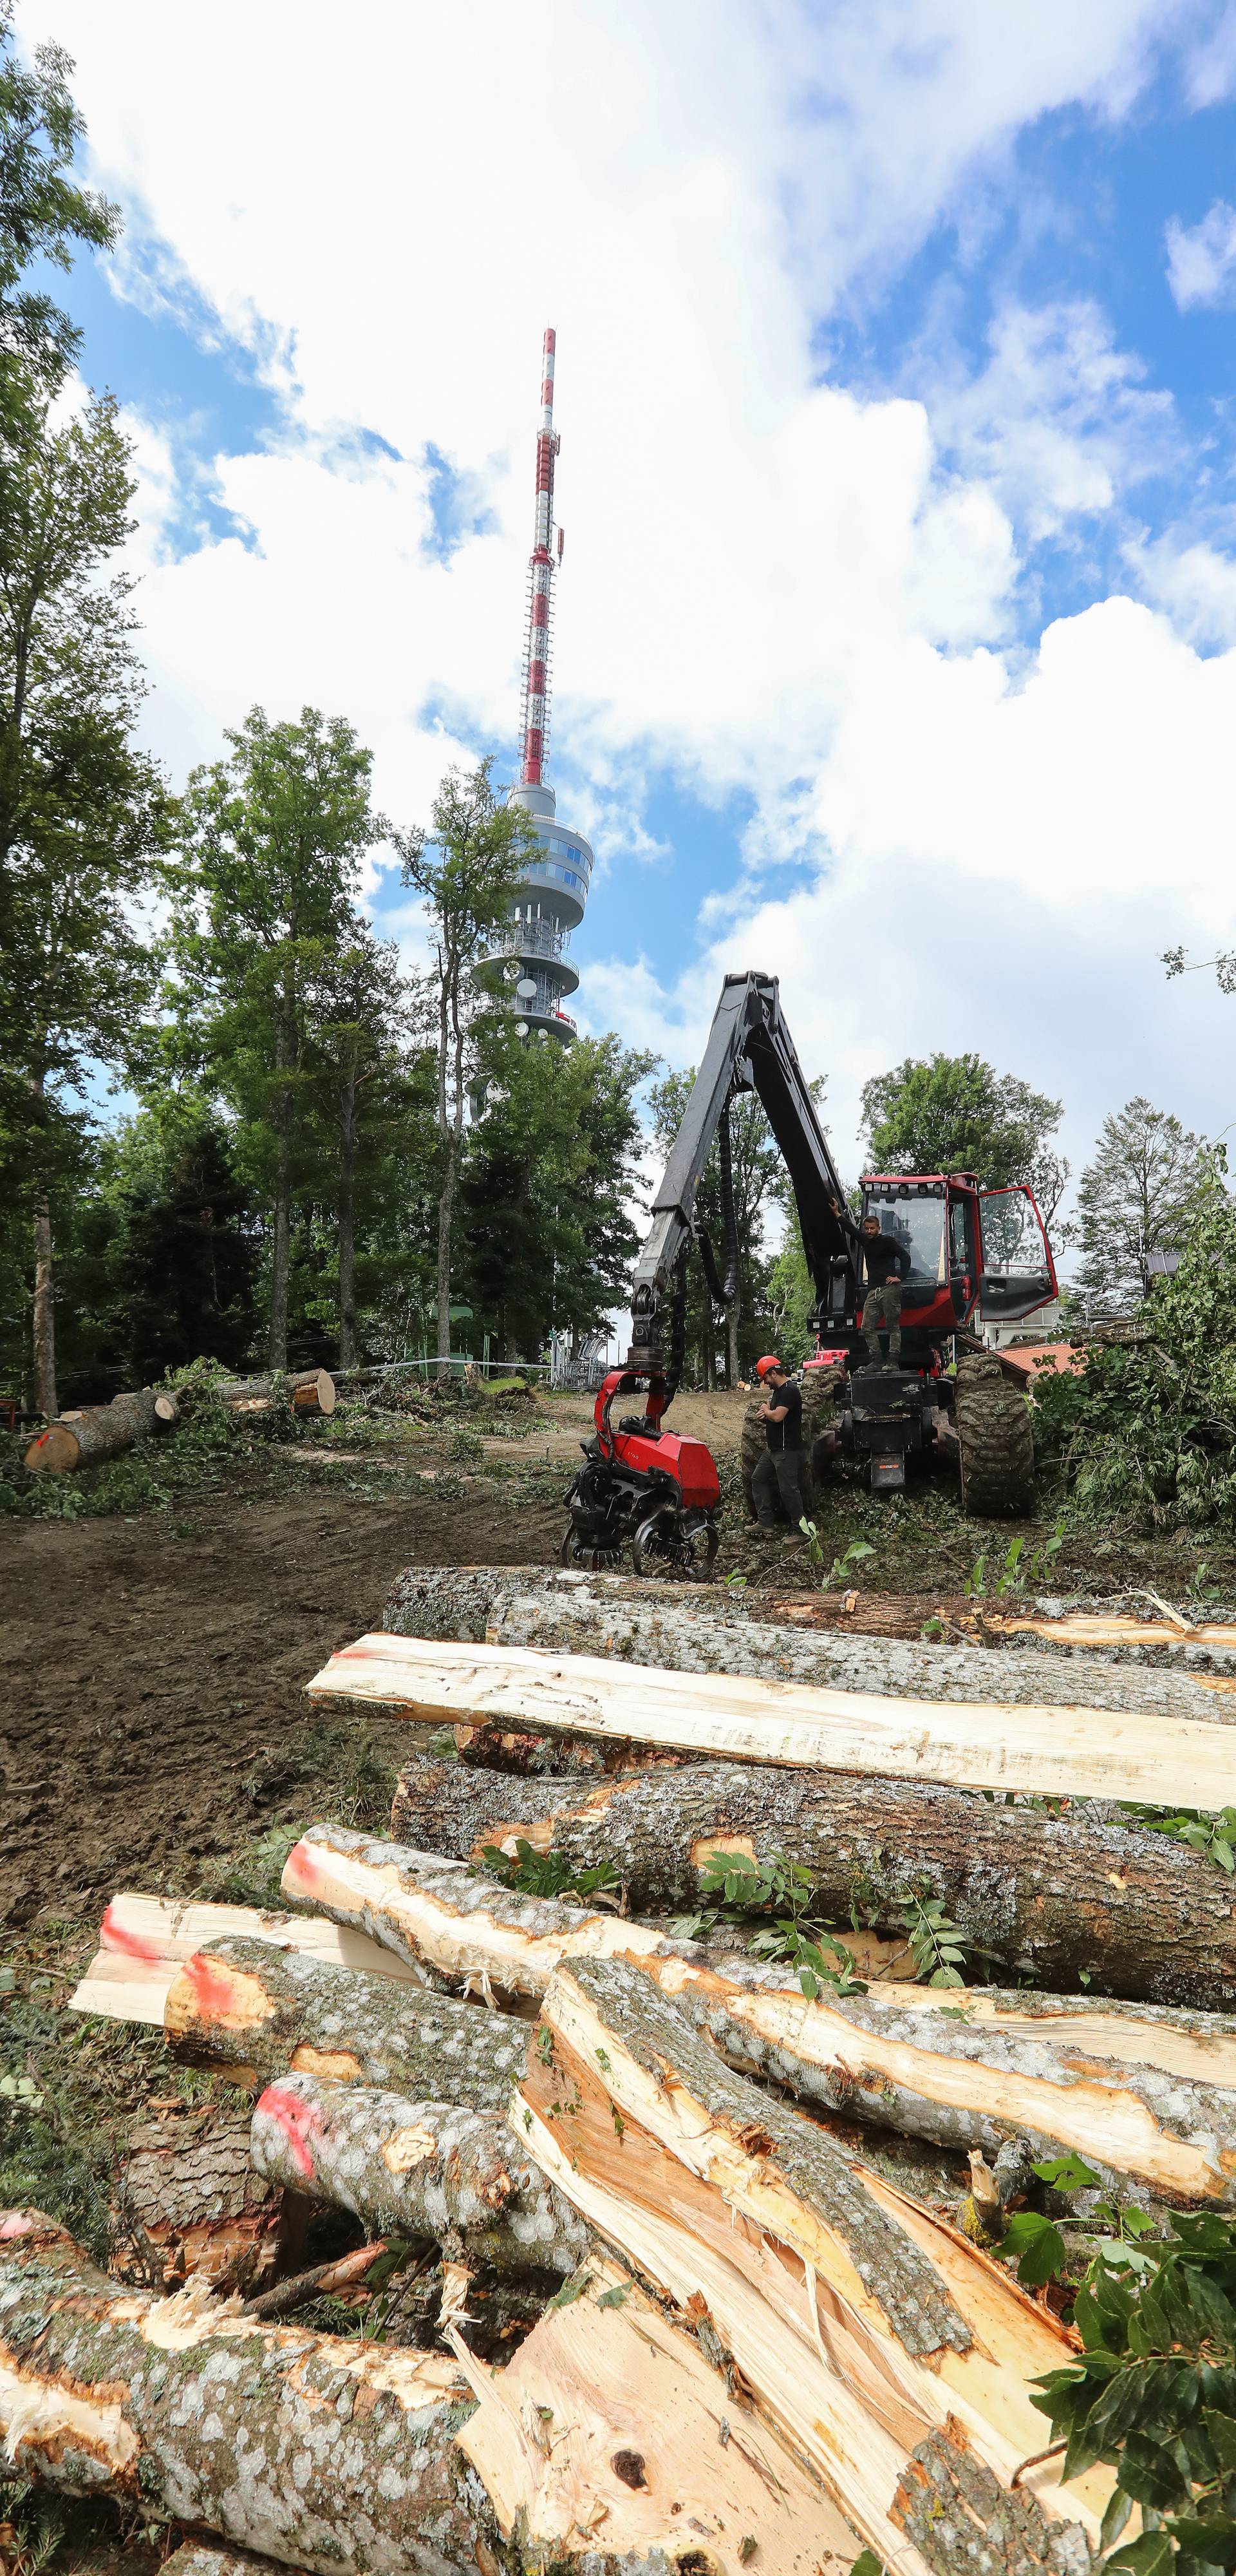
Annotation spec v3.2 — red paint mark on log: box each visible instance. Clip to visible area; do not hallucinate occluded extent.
[0,2212,37,2239]
[183,1951,238,2018]
[258,2082,323,2179]
[283,1839,322,1892]
[100,1903,162,1963]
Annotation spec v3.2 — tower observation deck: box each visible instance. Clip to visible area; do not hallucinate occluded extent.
[491,327,590,1046]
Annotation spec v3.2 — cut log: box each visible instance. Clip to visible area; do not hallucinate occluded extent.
[453,2254,861,2571]
[24,1387,164,1474]
[280,1825,677,2000]
[164,1935,530,2109]
[514,1959,1121,2573]
[386,1559,1236,1685]
[98,1890,432,1978]
[308,1629,1236,1807]
[212,1370,336,1418]
[250,2072,587,2278]
[0,2211,508,2575]
[111,2100,287,2289]
[391,1749,1236,2008]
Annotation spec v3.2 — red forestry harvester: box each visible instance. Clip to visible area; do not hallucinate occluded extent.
[562,972,1056,1578]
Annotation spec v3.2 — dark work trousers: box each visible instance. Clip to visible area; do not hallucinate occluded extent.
[752,1447,809,1529]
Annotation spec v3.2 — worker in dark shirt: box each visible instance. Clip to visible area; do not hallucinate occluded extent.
[856,1211,912,1370]
[751,1354,809,1539]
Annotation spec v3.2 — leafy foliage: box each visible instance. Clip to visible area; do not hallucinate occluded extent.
[670,1847,866,2003]
[478,1838,621,1905]
[1033,2204,1236,2571]
[1069,1097,1212,1318]
[1035,1164,1236,1530]
[1121,1806,1236,1875]
[798,1522,876,1591]
[860,1051,1067,1218]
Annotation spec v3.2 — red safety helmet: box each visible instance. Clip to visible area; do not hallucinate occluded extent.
[754,1354,783,1379]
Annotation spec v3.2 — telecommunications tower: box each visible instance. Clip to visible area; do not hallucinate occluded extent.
[495,327,591,1045]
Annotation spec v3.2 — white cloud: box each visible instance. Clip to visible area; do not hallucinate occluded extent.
[1166,198,1236,307]
[1126,531,1236,643]
[12,0,1235,1193]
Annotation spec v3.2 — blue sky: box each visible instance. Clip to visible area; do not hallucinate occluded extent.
[24,0,1236,1202]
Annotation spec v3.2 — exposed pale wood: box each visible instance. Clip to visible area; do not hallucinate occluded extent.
[96,1890,430,1981]
[644,1951,1236,2208]
[164,1935,530,2107]
[386,1564,1236,1723]
[391,1747,1236,2007]
[454,2255,860,2571]
[0,2213,507,2575]
[68,1951,176,2024]
[280,1824,674,2000]
[161,2548,310,2576]
[213,1370,336,1418]
[250,2072,587,2277]
[515,1959,1121,2573]
[309,1627,1236,1806]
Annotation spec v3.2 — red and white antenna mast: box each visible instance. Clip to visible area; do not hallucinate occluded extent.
[520,326,563,788]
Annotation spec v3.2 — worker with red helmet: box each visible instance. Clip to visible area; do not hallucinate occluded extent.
[751,1355,808,1540]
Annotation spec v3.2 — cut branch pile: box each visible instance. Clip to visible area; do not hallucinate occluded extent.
[22,1366,335,1475]
[33,1571,1236,2571]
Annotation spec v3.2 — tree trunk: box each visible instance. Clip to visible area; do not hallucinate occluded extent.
[280,1825,675,2001]
[337,1070,357,1372]
[250,2072,587,2278]
[726,1296,740,1387]
[390,1748,1236,2007]
[268,998,294,1373]
[380,1564,1236,1725]
[307,1629,1236,1810]
[0,2213,509,2575]
[164,1935,530,2110]
[207,1370,336,1417]
[518,1958,1116,2573]
[31,1190,56,1423]
[24,1387,171,1473]
[436,1137,456,1371]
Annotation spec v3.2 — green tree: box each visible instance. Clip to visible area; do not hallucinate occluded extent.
[649,1071,785,1385]
[103,1099,259,1386]
[0,391,169,1417]
[0,7,118,399]
[398,761,534,1368]
[306,925,424,1368]
[1071,1096,1211,1316]
[175,708,383,1369]
[460,1023,654,1361]
[860,1052,1067,1218]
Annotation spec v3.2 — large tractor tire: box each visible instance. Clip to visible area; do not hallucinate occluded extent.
[954,1352,1036,1518]
[739,1366,843,1522]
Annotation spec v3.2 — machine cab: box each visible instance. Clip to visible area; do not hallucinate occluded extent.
[857,1175,1057,1332]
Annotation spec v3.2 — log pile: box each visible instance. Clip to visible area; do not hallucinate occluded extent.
[22,1367,335,1475]
[28,1567,1236,2571]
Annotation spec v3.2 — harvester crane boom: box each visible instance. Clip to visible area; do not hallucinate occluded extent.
[628,972,852,1367]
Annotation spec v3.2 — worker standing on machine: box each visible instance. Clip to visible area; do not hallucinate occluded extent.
[752,1355,808,1538]
[829,1197,912,1372]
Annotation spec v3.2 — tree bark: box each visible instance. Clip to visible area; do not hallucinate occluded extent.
[0,2212,509,2575]
[209,1370,336,1417]
[380,1563,1236,1727]
[337,1068,358,1371]
[31,1189,57,1423]
[517,1958,1116,2573]
[268,992,294,1374]
[307,1628,1236,1810]
[390,1748,1236,2008]
[250,2072,588,2278]
[112,2099,287,2289]
[164,1935,530,2109]
[280,1825,677,2001]
[24,1387,170,1473]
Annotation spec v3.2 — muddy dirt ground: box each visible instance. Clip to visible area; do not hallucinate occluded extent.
[3,1380,1232,1929]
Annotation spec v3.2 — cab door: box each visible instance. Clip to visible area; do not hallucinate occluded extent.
[976,1187,1057,1323]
